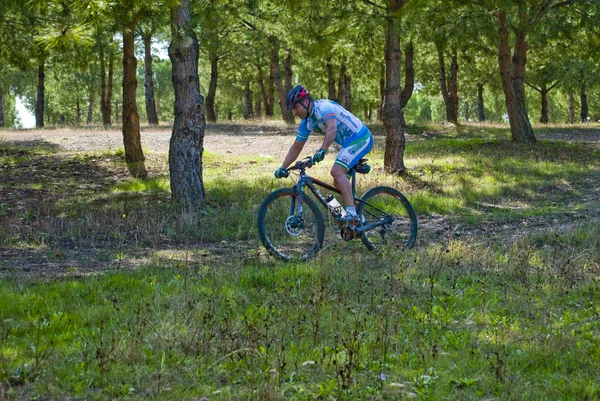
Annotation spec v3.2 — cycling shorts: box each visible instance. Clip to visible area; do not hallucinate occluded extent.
[334,126,373,171]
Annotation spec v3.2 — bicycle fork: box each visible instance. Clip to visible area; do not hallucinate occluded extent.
[285,184,307,236]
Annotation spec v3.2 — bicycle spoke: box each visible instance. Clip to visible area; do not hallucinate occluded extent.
[257,189,324,261]
[358,186,418,253]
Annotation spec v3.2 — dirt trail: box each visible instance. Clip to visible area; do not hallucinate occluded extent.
[1,123,599,279]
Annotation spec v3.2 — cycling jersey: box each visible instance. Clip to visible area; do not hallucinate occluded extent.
[295,100,373,170]
[296,100,367,145]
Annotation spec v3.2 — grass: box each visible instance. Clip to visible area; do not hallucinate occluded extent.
[0,123,599,400]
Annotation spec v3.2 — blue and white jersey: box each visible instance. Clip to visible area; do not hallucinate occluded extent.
[296,100,367,145]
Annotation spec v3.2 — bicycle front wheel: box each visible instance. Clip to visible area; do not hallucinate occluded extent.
[257,188,325,262]
[357,186,418,253]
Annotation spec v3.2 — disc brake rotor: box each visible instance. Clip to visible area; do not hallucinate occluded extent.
[285,215,303,236]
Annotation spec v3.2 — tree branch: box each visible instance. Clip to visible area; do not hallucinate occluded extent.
[548,80,561,91]
[240,18,257,31]
[525,81,542,93]
[361,0,386,11]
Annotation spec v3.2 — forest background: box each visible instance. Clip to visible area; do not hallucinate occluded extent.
[1,0,600,400]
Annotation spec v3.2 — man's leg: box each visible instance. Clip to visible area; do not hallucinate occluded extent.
[331,164,354,209]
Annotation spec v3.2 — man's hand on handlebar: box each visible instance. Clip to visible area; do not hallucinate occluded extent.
[274,166,289,179]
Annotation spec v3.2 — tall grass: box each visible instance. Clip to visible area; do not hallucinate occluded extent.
[0,124,599,399]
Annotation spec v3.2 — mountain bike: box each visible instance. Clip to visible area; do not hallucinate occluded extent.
[257,157,418,261]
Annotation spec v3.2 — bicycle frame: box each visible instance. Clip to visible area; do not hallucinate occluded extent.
[288,159,393,236]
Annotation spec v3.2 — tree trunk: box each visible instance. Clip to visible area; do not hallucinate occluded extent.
[568,90,574,124]
[378,65,384,120]
[243,81,253,120]
[0,91,4,127]
[257,65,272,118]
[337,61,346,105]
[87,86,94,124]
[477,84,485,121]
[268,61,275,119]
[122,26,147,179]
[254,91,262,119]
[344,74,352,111]
[399,41,415,109]
[35,62,45,128]
[326,57,336,100]
[438,46,459,124]
[498,11,536,143]
[76,97,81,124]
[284,49,293,95]
[449,49,459,122]
[143,35,159,125]
[206,54,218,123]
[382,1,407,174]
[539,83,549,124]
[580,77,588,123]
[107,51,114,123]
[269,36,294,125]
[100,47,113,126]
[168,0,206,206]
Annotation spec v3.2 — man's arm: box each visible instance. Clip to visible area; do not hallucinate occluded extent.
[320,119,337,151]
[281,139,306,169]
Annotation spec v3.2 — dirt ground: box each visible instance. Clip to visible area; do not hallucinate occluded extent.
[1,122,599,279]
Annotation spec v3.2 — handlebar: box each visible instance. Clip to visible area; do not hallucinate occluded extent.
[287,156,314,172]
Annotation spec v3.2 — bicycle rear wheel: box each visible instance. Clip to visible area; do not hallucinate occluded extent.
[357,186,418,252]
[257,188,325,261]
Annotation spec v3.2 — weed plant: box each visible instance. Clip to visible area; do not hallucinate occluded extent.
[0,124,599,399]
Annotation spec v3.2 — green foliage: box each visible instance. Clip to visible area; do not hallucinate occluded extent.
[1,228,599,399]
[1,123,599,399]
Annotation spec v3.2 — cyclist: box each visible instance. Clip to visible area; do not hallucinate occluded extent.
[274,84,373,223]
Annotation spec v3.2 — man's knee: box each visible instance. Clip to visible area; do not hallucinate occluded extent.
[330,164,347,178]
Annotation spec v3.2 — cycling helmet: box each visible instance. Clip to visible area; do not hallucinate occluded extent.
[285,85,310,111]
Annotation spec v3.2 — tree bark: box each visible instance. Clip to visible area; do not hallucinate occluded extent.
[206,53,218,123]
[107,51,114,123]
[0,91,4,127]
[268,60,275,119]
[344,74,352,111]
[337,61,346,105]
[438,46,459,124]
[477,84,486,121]
[269,36,294,125]
[539,83,549,124]
[497,11,536,143]
[382,0,407,174]
[284,49,293,95]
[122,26,147,179]
[35,62,45,128]
[87,86,94,124]
[580,77,588,123]
[76,97,81,124]
[254,91,262,119]
[256,65,272,118]
[168,0,206,206]
[399,41,414,110]
[100,46,113,126]
[243,81,253,120]
[378,65,384,120]
[326,57,336,100]
[143,34,159,125]
[568,90,574,124]
[449,49,459,122]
